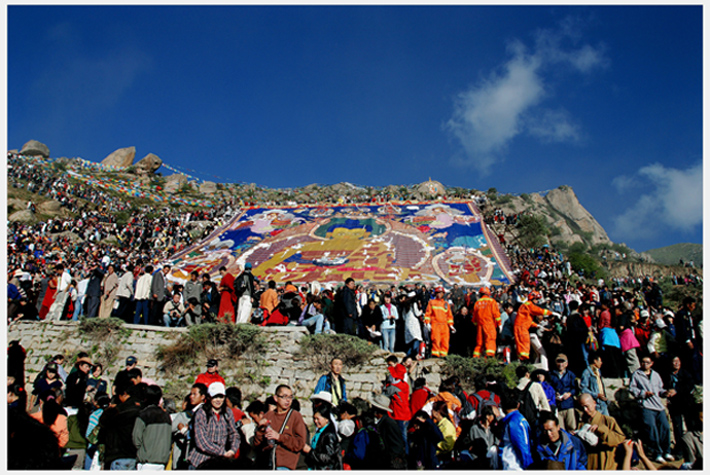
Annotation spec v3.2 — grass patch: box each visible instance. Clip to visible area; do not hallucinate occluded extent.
[297,333,377,374]
[78,317,132,341]
[77,317,132,368]
[155,323,267,375]
[442,355,529,393]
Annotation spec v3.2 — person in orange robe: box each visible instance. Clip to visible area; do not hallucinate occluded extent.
[472,287,501,358]
[424,287,455,358]
[217,266,236,323]
[514,291,552,361]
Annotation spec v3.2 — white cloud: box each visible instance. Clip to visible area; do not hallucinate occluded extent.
[526,108,580,142]
[612,162,703,240]
[611,174,640,193]
[445,18,606,173]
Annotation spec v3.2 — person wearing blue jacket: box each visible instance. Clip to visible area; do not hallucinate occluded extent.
[579,353,609,415]
[313,358,347,406]
[499,389,533,470]
[536,412,587,470]
[548,353,578,431]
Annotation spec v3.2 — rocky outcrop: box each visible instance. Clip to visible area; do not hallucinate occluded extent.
[9,210,35,222]
[199,181,217,195]
[39,200,62,213]
[101,146,136,169]
[134,153,162,175]
[164,173,188,193]
[495,186,611,247]
[544,187,610,244]
[20,140,50,158]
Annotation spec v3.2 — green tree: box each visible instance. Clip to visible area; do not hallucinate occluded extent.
[568,251,606,279]
[516,214,549,248]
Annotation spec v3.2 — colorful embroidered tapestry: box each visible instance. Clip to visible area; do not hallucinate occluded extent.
[168,201,514,287]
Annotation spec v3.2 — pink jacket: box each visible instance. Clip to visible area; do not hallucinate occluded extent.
[619,328,640,352]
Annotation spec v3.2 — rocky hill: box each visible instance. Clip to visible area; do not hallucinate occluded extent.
[645,243,702,267]
[2,140,671,264]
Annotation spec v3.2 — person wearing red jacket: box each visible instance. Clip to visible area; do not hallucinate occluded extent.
[195,359,226,387]
[386,363,411,454]
[424,287,455,358]
[472,287,501,358]
[409,377,433,416]
[514,291,552,362]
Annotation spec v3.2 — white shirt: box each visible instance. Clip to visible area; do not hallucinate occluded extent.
[135,273,153,300]
[59,270,72,292]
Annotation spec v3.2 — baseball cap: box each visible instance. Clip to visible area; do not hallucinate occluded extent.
[208,382,226,397]
[555,353,568,362]
[245,262,252,269]
[206,359,219,367]
[126,356,138,366]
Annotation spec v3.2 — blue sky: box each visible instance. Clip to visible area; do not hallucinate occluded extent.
[7,5,703,253]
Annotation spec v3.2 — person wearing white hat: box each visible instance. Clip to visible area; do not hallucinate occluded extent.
[187,381,240,469]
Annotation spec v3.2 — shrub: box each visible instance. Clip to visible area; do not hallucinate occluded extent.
[155,323,267,374]
[442,355,529,393]
[497,195,512,205]
[298,333,377,374]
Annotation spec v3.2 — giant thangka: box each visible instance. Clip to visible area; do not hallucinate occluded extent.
[167,201,515,287]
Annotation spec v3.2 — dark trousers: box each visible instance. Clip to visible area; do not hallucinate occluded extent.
[641,408,671,458]
[112,297,134,323]
[150,299,165,325]
[85,295,101,318]
[343,316,358,336]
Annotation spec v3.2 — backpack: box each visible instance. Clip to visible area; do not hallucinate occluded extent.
[235,273,250,297]
[471,391,499,414]
[363,427,387,469]
[517,382,539,426]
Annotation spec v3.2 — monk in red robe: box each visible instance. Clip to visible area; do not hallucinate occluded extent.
[217,266,236,323]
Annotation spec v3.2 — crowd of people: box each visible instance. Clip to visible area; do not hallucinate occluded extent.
[7,152,704,470]
[8,328,703,471]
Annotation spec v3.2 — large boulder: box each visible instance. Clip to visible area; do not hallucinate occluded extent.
[101,146,136,169]
[164,173,188,194]
[39,200,62,213]
[134,153,162,175]
[199,181,217,195]
[20,140,50,158]
[9,210,35,223]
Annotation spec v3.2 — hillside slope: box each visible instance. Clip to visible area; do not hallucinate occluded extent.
[645,243,702,266]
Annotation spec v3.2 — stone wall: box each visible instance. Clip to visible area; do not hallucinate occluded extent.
[9,321,445,419]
